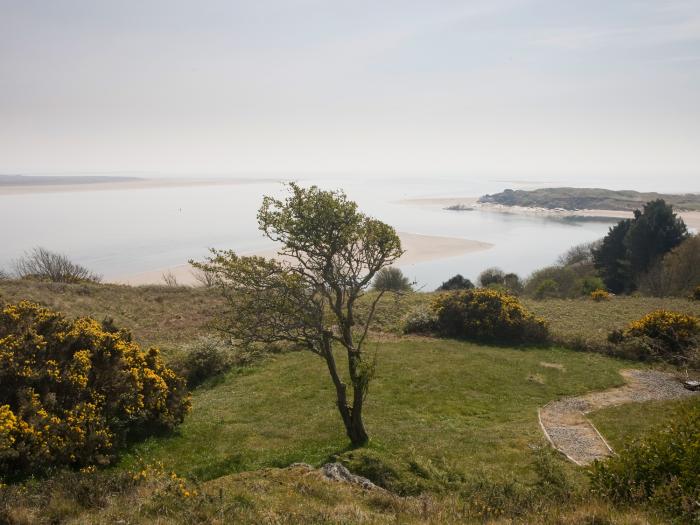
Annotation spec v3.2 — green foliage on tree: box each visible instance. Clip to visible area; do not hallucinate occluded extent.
[593,200,688,294]
[191,184,403,446]
[625,200,688,277]
[593,219,633,294]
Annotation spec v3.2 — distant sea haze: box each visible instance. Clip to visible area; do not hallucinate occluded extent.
[0,174,695,290]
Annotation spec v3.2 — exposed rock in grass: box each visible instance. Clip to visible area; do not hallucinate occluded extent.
[321,463,385,491]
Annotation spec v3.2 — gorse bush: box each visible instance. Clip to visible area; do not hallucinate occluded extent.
[0,301,190,479]
[590,402,700,523]
[607,310,699,365]
[590,289,610,302]
[431,289,549,344]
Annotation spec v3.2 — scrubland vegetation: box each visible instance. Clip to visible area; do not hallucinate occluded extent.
[1,189,699,524]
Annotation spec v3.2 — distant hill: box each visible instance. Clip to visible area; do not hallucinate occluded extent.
[0,174,144,186]
[478,187,700,211]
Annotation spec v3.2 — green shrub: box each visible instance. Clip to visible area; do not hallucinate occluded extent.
[478,267,505,287]
[534,278,559,299]
[372,267,412,292]
[693,285,700,301]
[402,306,437,334]
[607,310,699,365]
[590,402,700,523]
[526,266,575,298]
[578,276,606,296]
[0,301,190,480]
[436,274,474,291]
[431,289,549,344]
[172,336,235,388]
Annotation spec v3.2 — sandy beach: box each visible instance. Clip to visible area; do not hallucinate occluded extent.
[399,197,700,230]
[0,177,280,196]
[113,232,494,286]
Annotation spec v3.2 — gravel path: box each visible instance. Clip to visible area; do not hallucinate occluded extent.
[538,369,698,466]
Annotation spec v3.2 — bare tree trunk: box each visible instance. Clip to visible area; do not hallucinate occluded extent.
[321,336,368,447]
[348,383,368,446]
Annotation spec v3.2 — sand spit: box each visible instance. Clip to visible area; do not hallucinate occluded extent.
[113,232,494,286]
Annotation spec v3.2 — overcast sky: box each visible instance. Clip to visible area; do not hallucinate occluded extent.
[1,0,699,180]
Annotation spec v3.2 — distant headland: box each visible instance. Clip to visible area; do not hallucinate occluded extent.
[478,187,700,212]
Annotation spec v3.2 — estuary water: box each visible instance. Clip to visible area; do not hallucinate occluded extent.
[0,175,691,290]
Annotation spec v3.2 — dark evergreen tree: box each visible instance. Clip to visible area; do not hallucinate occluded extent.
[625,199,688,277]
[593,200,688,294]
[593,219,633,294]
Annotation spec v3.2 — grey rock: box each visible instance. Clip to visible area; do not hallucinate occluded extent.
[320,462,382,491]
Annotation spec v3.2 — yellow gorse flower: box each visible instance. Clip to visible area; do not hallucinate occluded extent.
[0,301,190,478]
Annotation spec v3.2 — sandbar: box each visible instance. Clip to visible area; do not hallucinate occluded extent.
[0,177,280,196]
[112,232,494,286]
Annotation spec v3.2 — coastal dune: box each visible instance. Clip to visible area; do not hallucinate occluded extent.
[113,232,493,286]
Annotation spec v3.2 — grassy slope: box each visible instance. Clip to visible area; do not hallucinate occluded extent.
[2,281,698,350]
[522,296,700,347]
[0,280,222,351]
[120,339,628,484]
[3,280,692,523]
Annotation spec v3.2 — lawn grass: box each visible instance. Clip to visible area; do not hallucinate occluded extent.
[588,397,699,451]
[120,339,630,488]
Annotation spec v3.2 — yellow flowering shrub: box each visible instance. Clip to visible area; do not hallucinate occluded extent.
[608,310,699,364]
[590,289,611,302]
[431,289,549,344]
[0,301,190,479]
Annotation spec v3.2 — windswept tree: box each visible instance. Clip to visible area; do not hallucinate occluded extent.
[191,184,403,446]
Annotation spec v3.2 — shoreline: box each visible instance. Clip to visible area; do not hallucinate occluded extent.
[399,197,700,230]
[0,177,281,196]
[111,232,494,286]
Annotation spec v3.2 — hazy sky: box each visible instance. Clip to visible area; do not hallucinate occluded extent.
[1,0,699,180]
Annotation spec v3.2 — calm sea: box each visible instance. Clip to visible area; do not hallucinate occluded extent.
[1,175,696,290]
